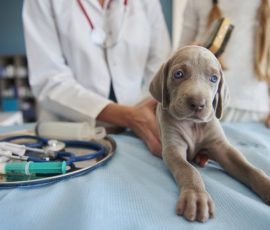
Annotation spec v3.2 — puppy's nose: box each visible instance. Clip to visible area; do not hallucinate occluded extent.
[187,97,206,112]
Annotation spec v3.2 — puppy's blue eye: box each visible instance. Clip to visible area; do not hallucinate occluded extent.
[174,70,184,79]
[210,75,218,83]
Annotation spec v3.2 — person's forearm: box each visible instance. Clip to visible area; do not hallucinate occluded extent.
[96,103,132,128]
[266,113,270,128]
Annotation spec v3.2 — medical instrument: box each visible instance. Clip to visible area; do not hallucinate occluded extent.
[35,121,106,141]
[77,0,128,47]
[0,135,106,165]
[0,139,65,163]
[0,141,48,156]
[0,149,49,162]
[0,136,116,188]
[44,140,66,152]
[0,140,51,162]
[203,17,234,57]
[0,161,66,175]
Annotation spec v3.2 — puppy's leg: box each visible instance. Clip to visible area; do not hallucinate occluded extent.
[163,145,215,222]
[209,143,270,204]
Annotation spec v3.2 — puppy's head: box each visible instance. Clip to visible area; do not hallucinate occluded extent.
[150,45,228,122]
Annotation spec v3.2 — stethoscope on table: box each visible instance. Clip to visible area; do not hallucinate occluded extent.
[0,135,108,176]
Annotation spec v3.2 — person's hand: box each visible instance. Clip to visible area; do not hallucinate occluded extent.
[127,98,162,157]
[96,98,162,157]
[266,114,270,128]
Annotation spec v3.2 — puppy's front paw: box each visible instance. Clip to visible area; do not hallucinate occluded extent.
[176,189,215,222]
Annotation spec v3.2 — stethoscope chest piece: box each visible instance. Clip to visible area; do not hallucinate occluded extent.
[91,27,106,46]
[44,140,66,152]
[77,0,127,48]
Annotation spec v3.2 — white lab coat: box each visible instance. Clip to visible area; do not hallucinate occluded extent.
[23,0,171,122]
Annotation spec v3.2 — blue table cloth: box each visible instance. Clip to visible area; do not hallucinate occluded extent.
[0,122,270,230]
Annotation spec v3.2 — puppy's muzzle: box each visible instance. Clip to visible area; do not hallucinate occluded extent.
[187,96,206,112]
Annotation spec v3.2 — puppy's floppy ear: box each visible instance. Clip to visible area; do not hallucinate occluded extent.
[149,61,170,109]
[213,70,229,119]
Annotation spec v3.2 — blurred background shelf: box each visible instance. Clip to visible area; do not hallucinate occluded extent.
[0,55,36,122]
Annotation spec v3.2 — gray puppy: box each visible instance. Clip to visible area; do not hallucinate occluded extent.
[150,46,270,222]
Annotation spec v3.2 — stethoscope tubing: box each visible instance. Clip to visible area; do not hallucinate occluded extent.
[0,135,47,148]
[0,135,106,165]
[0,136,116,188]
[77,0,128,48]
[77,0,128,30]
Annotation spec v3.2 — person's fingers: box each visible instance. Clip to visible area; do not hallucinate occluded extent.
[144,101,160,139]
[150,120,160,143]
[133,117,161,156]
[136,97,157,107]
[148,98,158,107]
[266,115,270,128]
[128,101,161,156]
[144,128,162,157]
[144,101,161,155]
[145,108,160,137]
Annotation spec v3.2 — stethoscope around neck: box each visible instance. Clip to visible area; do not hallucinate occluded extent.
[77,0,128,48]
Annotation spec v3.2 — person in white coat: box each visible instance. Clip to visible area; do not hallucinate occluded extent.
[23,0,171,156]
[179,0,270,126]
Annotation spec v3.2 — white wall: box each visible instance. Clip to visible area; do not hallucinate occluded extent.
[172,0,187,50]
